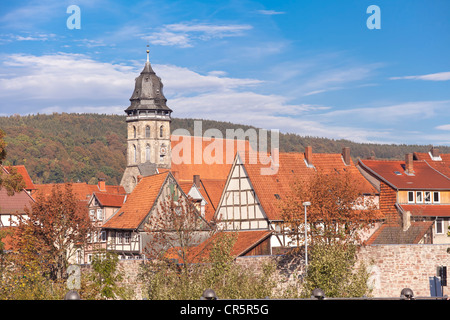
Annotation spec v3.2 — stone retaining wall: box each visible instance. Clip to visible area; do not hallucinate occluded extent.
[110,244,450,299]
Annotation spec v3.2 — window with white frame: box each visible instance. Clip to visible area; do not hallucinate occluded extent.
[124,232,131,244]
[424,191,431,203]
[117,232,123,244]
[416,191,423,203]
[434,192,440,203]
[436,218,443,234]
[97,208,103,220]
[408,191,414,203]
[100,230,106,242]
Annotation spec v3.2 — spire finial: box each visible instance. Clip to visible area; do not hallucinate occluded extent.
[146,44,149,63]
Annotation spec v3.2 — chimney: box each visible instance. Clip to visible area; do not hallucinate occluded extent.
[405,153,414,175]
[193,175,200,187]
[98,178,106,191]
[342,147,351,166]
[402,210,411,231]
[430,146,440,158]
[305,146,313,167]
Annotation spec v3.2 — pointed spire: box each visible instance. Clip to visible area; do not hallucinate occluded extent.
[124,46,172,114]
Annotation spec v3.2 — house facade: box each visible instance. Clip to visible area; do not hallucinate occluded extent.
[0,165,35,227]
[358,153,450,244]
[102,172,211,260]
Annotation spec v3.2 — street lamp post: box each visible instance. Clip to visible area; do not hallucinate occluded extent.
[302,201,311,266]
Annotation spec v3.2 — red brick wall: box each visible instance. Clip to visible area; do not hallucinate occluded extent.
[379,181,398,223]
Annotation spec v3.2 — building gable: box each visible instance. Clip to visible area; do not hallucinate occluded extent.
[215,153,269,231]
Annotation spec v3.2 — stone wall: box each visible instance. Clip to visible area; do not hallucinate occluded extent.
[357,244,450,297]
[109,244,450,299]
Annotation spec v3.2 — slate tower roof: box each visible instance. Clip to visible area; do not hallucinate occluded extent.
[125,48,172,115]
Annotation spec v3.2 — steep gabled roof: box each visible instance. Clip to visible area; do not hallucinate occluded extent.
[199,179,226,222]
[168,135,252,183]
[358,158,450,190]
[4,165,35,190]
[102,172,170,230]
[0,165,35,215]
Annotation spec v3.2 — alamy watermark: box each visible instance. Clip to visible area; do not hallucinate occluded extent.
[67,5,81,30]
[367,5,381,30]
[172,121,279,175]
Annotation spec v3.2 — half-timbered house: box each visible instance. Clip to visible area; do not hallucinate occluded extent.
[214,147,379,253]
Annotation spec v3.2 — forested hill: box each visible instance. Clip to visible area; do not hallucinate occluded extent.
[0,113,448,185]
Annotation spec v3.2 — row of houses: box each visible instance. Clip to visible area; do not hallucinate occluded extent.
[2,144,450,264]
[2,55,450,265]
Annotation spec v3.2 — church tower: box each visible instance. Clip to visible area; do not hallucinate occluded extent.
[120,48,172,193]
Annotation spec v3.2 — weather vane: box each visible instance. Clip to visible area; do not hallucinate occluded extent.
[146,44,149,62]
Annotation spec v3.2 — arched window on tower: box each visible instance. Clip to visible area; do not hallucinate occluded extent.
[146,125,150,138]
[146,144,151,162]
[133,144,137,163]
[133,126,137,139]
[160,125,164,138]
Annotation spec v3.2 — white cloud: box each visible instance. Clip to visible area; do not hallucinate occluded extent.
[1,52,446,146]
[390,71,450,81]
[142,22,252,48]
[436,124,450,131]
[154,64,262,96]
[321,100,450,124]
[256,10,286,15]
[0,53,136,107]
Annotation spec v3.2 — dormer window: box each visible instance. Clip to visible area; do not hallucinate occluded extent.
[416,191,423,203]
[434,192,440,203]
[408,191,414,203]
[424,191,431,203]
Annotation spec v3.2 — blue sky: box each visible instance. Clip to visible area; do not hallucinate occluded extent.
[0,0,449,145]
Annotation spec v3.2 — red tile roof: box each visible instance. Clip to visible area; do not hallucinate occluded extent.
[102,172,170,230]
[239,149,378,221]
[414,152,450,178]
[168,135,252,183]
[166,230,272,263]
[34,182,126,202]
[4,165,35,190]
[93,192,126,208]
[398,204,450,217]
[0,187,35,214]
[358,159,450,190]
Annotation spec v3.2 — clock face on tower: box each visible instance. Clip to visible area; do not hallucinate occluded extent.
[160,144,167,155]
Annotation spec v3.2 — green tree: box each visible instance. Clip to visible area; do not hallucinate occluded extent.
[83,251,130,300]
[301,243,370,298]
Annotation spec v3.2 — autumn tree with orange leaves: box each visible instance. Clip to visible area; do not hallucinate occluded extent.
[280,170,380,247]
[12,183,93,280]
